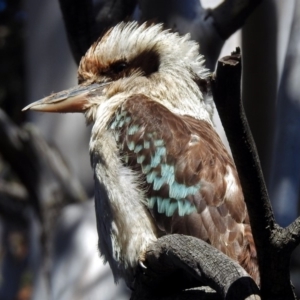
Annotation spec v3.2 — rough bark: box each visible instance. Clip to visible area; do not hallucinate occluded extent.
[132,235,260,300]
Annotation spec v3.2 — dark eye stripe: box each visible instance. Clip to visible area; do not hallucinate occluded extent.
[111,61,128,74]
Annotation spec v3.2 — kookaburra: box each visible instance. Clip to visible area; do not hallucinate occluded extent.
[23,22,259,287]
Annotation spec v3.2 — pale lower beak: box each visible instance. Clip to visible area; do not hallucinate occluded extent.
[22,82,111,113]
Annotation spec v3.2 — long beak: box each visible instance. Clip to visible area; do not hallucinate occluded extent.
[22,82,111,113]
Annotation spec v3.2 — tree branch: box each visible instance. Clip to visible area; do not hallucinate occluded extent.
[211,48,274,247]
[94,0,137,31]
[59,0,137,64]
[0,108,88,292]
[132,234,260,300]
[58,0,96,64]
[280,216,300,253]
[209,0,264,40]
[0,180,28,202]
[211,49,297,299]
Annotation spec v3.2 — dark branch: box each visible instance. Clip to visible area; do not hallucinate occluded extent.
[59,0,137,64]
[59,0,96,64]
[132,234,260,300]
[0,107,87,259]
[0,181,29,221]
[95,0,137,31]
[0,109,87,219]
[0,109,41,216]
[0,180,29,221]
[281,217,300,253]
[209,0,264,40]
[211,49,297,299]
[0,108,88,295]
[0,180,28,202]
[211,48,274,247]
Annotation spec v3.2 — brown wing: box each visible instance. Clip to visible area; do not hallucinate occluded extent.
[108,94,259,285]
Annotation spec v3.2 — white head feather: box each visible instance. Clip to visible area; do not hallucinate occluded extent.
[78,22,213,132]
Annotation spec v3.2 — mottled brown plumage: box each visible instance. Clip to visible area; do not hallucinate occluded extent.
[109,94,259,284]
[23,22,259,287]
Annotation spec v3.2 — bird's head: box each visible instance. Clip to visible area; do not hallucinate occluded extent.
[23,22,213,127]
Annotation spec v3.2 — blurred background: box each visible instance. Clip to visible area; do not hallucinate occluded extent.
[0,0,299,299]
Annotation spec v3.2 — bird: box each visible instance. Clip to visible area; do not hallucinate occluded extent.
[23,22,259,287]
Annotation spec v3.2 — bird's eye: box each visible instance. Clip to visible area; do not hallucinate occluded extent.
[111,61,128,74]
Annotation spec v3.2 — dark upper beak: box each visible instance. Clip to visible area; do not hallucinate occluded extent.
[22,82,111,113]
